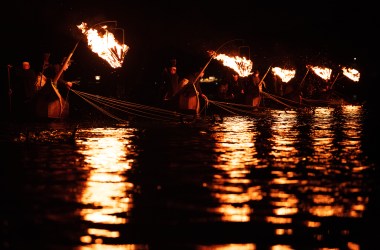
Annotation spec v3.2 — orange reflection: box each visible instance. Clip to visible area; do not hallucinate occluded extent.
[75,127,135,244]
[71,105,371,249]
[266,216,292,224]
[77,243,148,250]
[275,228,293,236]
[305,106,369,218]
[268,110,300,226]
[209,116,259,222]
[270,110,299,161]
[196,244,256,250]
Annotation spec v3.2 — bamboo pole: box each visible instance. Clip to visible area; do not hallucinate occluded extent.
[191,52,216,116]
[53,41,80,84]
[258,66,272,107]
[191,39,244,88]
[191,53,214,87]
[299,67,310,88]
[50,41,79,118]
[330,72,340,89]
[259,65,272,86]
[179,39,244,116]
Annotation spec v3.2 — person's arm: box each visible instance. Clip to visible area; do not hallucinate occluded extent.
[58,78,73,89]
[196,80,207,99]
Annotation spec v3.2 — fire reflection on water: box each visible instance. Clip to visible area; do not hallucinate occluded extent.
[69,105,371,249]
[209,116,257,222]
[205,106,370,238]
[306,106,368,218]
[75,127,136,244]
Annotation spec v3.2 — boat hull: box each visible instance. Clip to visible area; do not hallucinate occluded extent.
[33,81,69,120]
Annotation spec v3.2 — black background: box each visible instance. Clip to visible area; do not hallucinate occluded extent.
[1,0,377,106]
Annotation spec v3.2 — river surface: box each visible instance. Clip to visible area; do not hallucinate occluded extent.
[1,104,376,250]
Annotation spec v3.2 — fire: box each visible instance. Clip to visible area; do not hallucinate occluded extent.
[271,67,296,83]
[77,22,129,68]
[211,51,253,77]
[342,67,360,82]
[307,65,332,81]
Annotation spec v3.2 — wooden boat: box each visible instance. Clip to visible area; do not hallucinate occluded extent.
[32,79,69,120]
[30,43,77,121]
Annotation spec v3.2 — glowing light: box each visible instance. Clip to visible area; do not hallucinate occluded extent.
[271,67,296,83]
[76,127,135,244]
[211,51,253,77]
[78,22,129,68]
[342,67,360,82]
[266,216,292,224]
[308,65,332,81]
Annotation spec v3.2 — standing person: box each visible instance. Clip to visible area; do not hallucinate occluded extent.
[177,68,208,116]
[35,53,50,92]
[34,56,74,119]
[271,73,281,96]
[248,70,266,108]
[10,61,38,119]
[160,58,180,109]
[227,73,245,104]
[216,80,229,101]
[46,57,74,97]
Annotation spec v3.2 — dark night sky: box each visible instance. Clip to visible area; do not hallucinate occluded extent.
[1,0,377,103]
[4,1,375,61]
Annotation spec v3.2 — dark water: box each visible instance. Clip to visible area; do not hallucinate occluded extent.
[1,104,376,250]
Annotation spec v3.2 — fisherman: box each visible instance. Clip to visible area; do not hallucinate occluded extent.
[10,60,38,120]
[32,56,76,119]
[177,67,208,116]
[160,58,180,109]
[227,72,245,104]
[247,70,265,108]
[40,56,75,102]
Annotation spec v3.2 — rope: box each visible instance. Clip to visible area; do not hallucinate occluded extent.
[59,87,72,118]
[69,87,350,123]
[261,91,299,109]
[70,89,195,122]
[207,100,262,115]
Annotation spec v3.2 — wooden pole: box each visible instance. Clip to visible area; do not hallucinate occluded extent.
[191,52,215,116]
[299,67,310,88]
[53,41,80,84]
[259,65,272,86]
[330,72,340,89]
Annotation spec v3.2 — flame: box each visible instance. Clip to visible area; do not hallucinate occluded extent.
[271,67,296,83]
[342,67,360,82]
[307,65,332,81]
[211,51,253,77]
[77,22,129,68]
